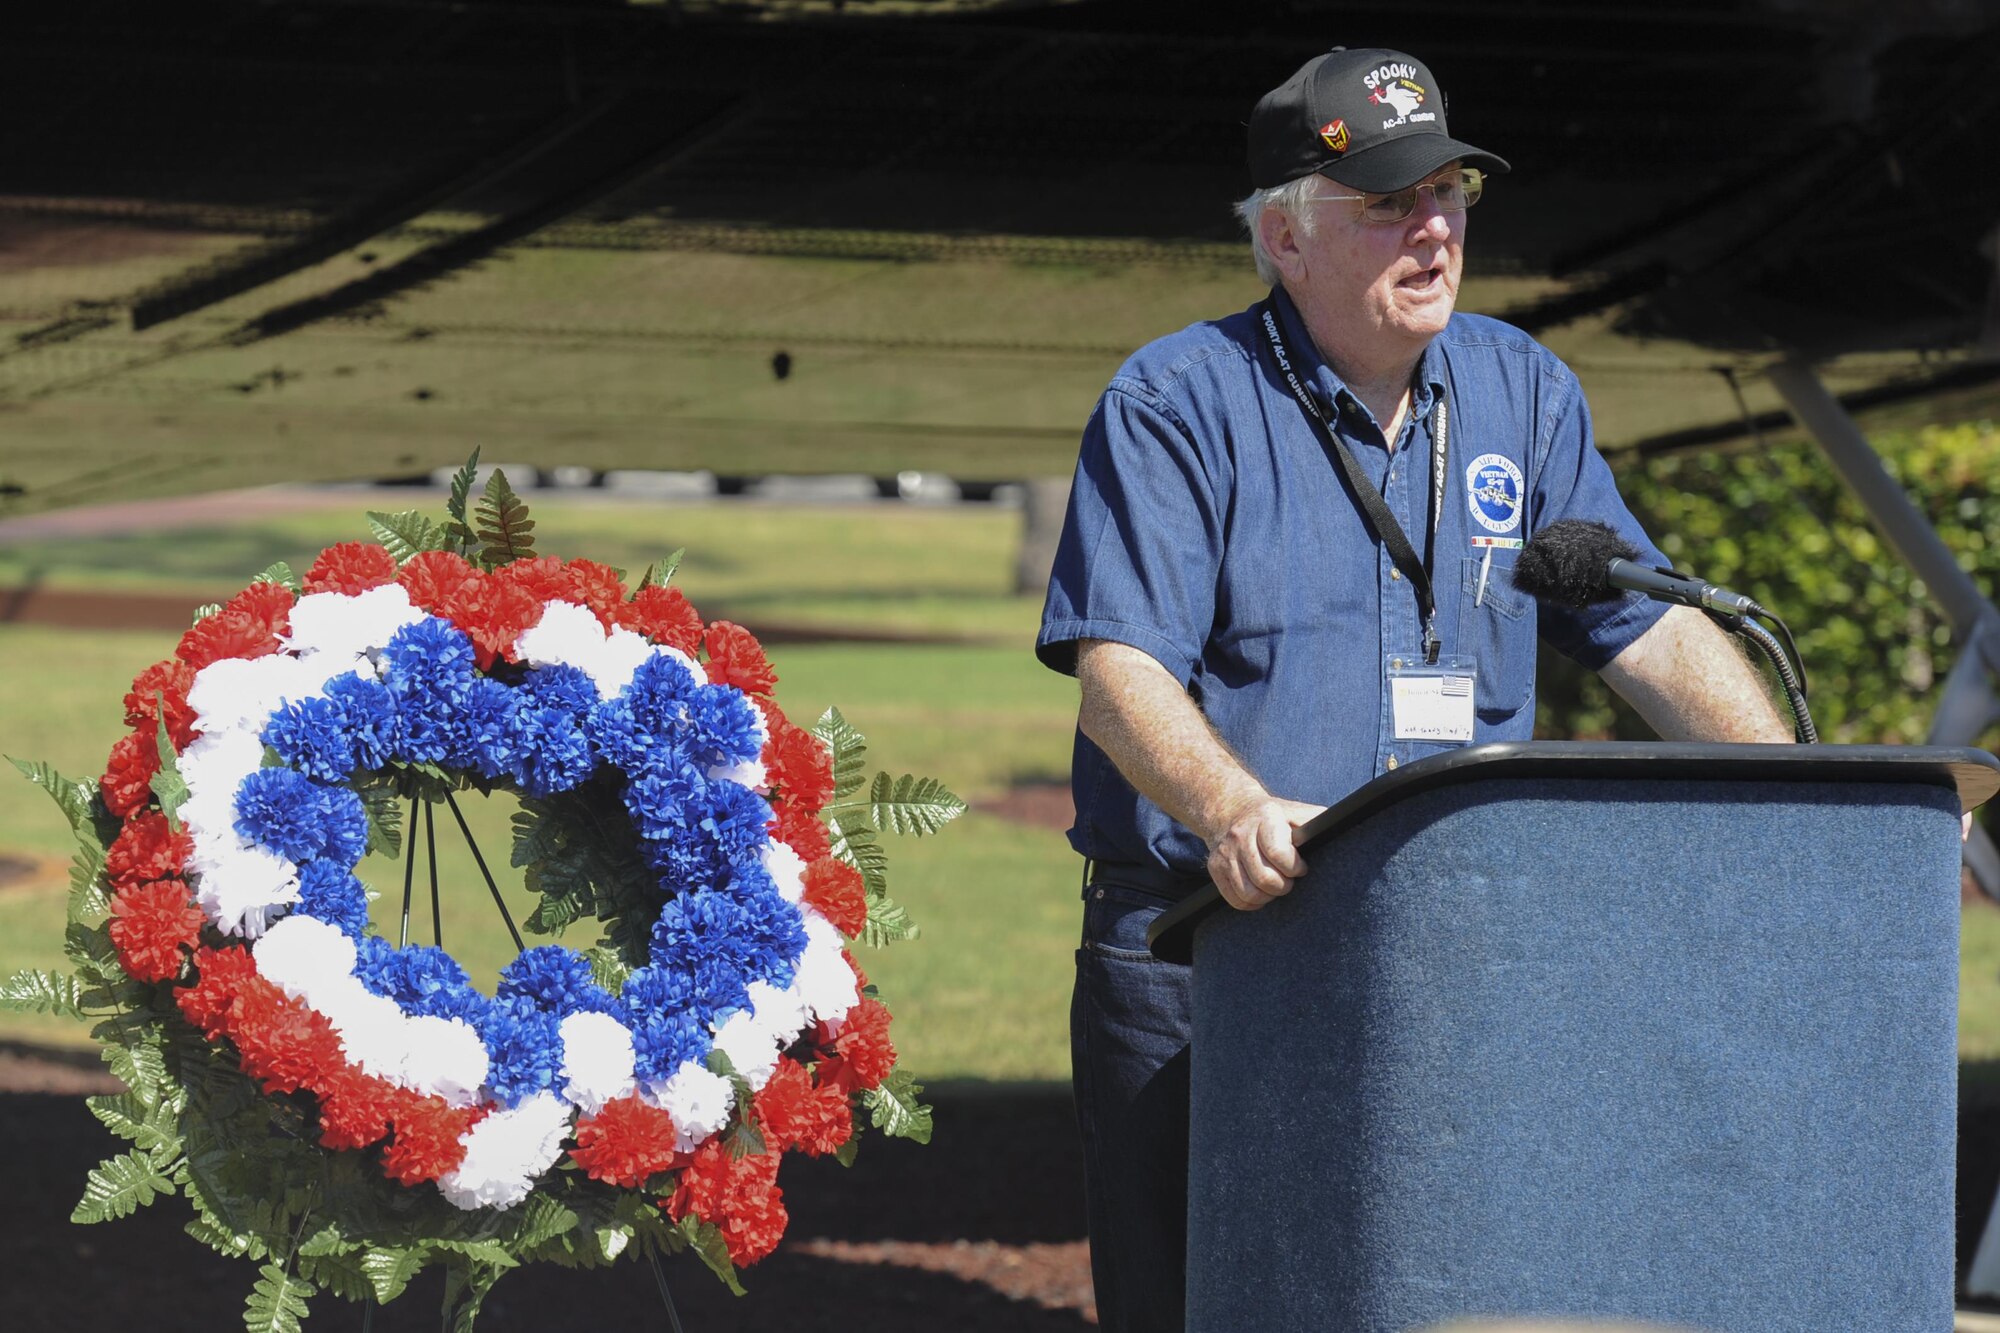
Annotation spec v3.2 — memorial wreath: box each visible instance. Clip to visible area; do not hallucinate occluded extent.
[4,457,960,1330]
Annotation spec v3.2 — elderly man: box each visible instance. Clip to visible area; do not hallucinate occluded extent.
[1035,46,1791,1331]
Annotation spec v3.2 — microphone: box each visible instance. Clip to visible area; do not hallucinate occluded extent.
[1511,519,1761,617]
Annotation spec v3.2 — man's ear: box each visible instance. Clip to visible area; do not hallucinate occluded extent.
[1257,203,1306,285]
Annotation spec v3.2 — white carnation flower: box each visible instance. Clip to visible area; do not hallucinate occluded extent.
[187,654,313,735]
[195,841,300,937]
[592,629,659,698]
[513,600,604,670]
[710,1008,780,1092]
[311,979,411,1081]
[558,1010,638,1115]
[437,1092,572,1211]
[794,916,859,1027]
[403,1015,490,1107]
[251,915,358,1002]
[654,1062,734,1150]
[762,842,808,904]
[285,585,424,657]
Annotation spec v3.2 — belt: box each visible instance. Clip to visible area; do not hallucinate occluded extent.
[1084,858,1207,900]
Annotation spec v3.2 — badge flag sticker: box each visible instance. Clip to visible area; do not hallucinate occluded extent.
[1466,453,1525,534]
[1319,118,1350,152]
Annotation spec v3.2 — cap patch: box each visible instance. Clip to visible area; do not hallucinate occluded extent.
[1318,118,1350,153]
[1365,77,1430,129]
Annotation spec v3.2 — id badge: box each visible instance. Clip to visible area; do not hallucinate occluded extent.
[1386,653,1477,744]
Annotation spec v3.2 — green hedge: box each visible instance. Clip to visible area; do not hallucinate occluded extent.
[1538,419,2000,755]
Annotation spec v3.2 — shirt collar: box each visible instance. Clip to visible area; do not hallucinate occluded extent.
[1267,285,1449,431]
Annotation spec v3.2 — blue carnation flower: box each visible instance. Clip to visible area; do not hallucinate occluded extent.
[358,942,488,1022]
[625,654,700,736]
[642,827,729,896]
[321,787,370,868]
[295,860,371,938]
[380,617,479,695]
[498,946,619,1015]
[235,768,337,863]
[733,879,808,991]
[585,697,651,773]
[262,695,355,783]
[326,675,397,771]
[512,707,595,799]
[622,964,712,1081]
[446,677,524,779]
[522,664,599,722]
[705,781,773,868]
[685,684,763,767]
[482,996,566,1107]
[387,685,456,766]
[624,753,708,842]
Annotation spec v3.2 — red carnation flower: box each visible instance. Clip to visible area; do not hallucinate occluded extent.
[105,810,193,892]
[666,1139,788,1263]
[802,857,867,938]
[231,980,345,1096]
[315,1065,395,1152]
[176,582,293,671]
[703,621,778,696]
[763,711,834,815]
[107,878,203,983]
[100,729,160,818]
[618,585,703,655]
[304,542,400,595]
[177,945,258,1037]
[493,556,573,604]
[570,1095,686,1188]
[564,559,628,627]
[772,802,832,863]
[753,1057,854,1158]
[122,659,198,750]
[818,996,895,1095]
[443,575,544,669]
[381,1094,482,1186]
[398,550,482,613]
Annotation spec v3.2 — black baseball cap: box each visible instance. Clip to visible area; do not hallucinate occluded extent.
[1248,47,1509,192]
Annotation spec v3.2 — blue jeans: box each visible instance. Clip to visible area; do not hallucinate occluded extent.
[1071,877,1193,1332]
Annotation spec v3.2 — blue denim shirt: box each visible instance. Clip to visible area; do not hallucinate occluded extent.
[1037,288,1670,875]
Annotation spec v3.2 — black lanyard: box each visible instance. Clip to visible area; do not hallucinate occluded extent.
[1254,298,1447,663]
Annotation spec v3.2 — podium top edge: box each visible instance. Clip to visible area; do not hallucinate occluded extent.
[1145,741,1998,964]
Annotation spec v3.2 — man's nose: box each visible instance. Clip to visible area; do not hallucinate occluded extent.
[1407,193,1452,243]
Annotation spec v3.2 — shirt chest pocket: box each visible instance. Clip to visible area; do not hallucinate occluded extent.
[1457,555,1535,719]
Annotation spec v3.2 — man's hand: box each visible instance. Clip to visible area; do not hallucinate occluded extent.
[1205,796,1326,911]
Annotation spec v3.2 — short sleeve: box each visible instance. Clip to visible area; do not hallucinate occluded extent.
[1036,384,1224,683]
[1529,362,1672,670]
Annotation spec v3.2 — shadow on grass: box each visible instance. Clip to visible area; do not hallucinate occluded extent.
[0,1071,1088,1331]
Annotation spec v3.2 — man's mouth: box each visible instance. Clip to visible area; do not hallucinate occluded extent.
[1398,264,1444,291]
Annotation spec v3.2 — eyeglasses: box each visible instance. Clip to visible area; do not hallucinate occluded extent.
[1315,168,1484,224]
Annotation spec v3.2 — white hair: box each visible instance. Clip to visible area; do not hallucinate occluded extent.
[1235,175,1325,286]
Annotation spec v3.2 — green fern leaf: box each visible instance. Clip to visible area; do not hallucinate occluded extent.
[10,757,99,833]
[243,1261,312,1333]
[192,602,223,624]
[298,1251,370,1303]
[508,1194,579,1252]
[366,509,448,564]
[583,945,631,996]
[99,1036,171,1103]
[636,547,685,592]
[866,772,967,837]
[250,561,302,593]
[474,469,536,567]
[66,920,127,983]
[358,1247,428,1304]
[187,1213,267,1260]
[861,895,920,947]
[447,449,482,525]
[150,706,188,833]
[810,707,869,801]
[676,1217,746,1296]
[826,816,889,900]
[73,1150,175,1223]
[69,841,110,922]
[1,968,88,1018]
[860,1067,933,1144]
[85,1091,179,1153]
[509,803,564,869]
[358,786,404,860]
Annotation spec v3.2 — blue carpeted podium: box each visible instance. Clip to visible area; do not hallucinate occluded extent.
[1149,742,2000,1333]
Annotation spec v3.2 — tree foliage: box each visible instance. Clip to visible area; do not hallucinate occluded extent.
[1541,420,2000,767]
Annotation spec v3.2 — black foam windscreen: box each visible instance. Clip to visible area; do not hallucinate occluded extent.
[1510,519,1640,608]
